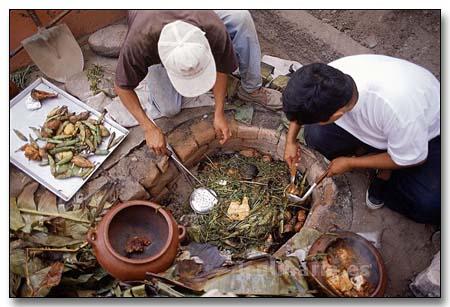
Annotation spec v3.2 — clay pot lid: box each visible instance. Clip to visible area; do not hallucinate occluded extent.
[103,200,174,265]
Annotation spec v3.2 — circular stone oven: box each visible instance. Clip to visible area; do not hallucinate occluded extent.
[137,110,352,254]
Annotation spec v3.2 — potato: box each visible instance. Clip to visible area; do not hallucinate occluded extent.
[63,123,75,135]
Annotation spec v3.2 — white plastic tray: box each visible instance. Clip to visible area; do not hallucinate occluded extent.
[10,78,128,201]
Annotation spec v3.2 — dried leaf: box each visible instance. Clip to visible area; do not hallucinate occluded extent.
[44,217,66,235]
[76,290,97,297]
[10,272,22,297]
[17,182,39,210]
[25,232,84,247]
[27,262,64,297]
[17,182,39,233]
[37,190,58,213]
[131,284,148,297]
[63,208,90,239]
[10,197,25,231]
[10,248,45,277]
[175,259,203,280]
[60,273,94,287]
[113,284,122,297]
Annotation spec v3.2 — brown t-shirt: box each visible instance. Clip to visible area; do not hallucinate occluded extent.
[115,10,238,90]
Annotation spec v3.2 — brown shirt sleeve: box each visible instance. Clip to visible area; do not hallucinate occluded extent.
[115,37,156,90]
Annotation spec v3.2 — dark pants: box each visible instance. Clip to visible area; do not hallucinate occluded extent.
[304,123,441,225]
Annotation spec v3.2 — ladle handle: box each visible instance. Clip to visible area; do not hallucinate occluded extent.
[289,163,297,178]
[315,171,328,185]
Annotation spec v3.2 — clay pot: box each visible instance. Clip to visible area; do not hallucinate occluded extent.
[306,231,387,297]
[87,200,186,281]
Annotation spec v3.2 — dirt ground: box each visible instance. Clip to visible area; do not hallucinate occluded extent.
[253,9,440,79]
[309,10,441,79]
[252,10,440,297]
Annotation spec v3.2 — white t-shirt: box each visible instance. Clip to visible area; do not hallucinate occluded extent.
[329,55,440,166]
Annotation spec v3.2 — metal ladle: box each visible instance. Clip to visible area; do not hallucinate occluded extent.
[286,169,328,204]
[148,118,218,214]
[165,144,218,214]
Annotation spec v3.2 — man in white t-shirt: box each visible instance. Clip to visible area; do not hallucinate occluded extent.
[282,54,440,224]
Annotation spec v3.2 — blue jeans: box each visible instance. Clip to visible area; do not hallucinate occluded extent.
[304,123,441,225]
[146,10,262,118]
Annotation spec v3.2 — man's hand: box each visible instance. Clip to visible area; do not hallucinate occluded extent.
[214,114,231,145]
[284,141,301,170]
[144,126,167,156]
[115,84,168,156]
[326,157,354,177]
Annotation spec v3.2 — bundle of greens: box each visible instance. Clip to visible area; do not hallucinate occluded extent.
[187,152,309,253]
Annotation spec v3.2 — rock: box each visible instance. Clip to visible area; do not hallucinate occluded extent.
[139,161,161,189]
[106,98,139,127]
[107,149,159,186]
[88,24,128,58]
[167,130,198,162]
[261,55,302,78]
[118,180,149,202]
[182,93,215,109]
[156,155,170,173]
[240,164,259,180]
[258,127,280,145]
[100,126,146,171]
[410,251,440,297]
[237,124,260,139]
[184,144,209,167]
[85,92,113,112]
[65,70,115,102]
[432,230,440,252]
[149,163,179,197]
[80,176,109,200]
[262,154,272,162]
[269,75,290,91]
[365,35,378,49]
[190,120,216,146]
[239,148,259,158]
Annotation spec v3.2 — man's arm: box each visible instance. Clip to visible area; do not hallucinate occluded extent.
[212,72,231,145]
[326,152,424,177]
[114,84,167,155]
[284,120,302,169]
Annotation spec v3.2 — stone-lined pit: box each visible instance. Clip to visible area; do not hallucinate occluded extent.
[113,112,353,253]
[78,108,352,255]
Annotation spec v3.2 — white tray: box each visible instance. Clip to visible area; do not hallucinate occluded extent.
[10,78,128,201]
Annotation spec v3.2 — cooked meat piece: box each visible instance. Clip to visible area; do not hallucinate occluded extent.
[125,236,151,254]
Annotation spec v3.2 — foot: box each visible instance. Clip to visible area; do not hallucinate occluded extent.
[366,176,387,210]
[237,86,282,111]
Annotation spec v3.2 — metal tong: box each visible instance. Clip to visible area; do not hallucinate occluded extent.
[286,164,328,204]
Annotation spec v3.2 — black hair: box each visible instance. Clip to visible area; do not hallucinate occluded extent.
[282,63,355,125]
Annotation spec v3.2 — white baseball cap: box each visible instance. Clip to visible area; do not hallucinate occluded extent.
[158,20,216,97]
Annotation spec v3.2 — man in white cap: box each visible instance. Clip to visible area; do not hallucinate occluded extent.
[115,10,281,156]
